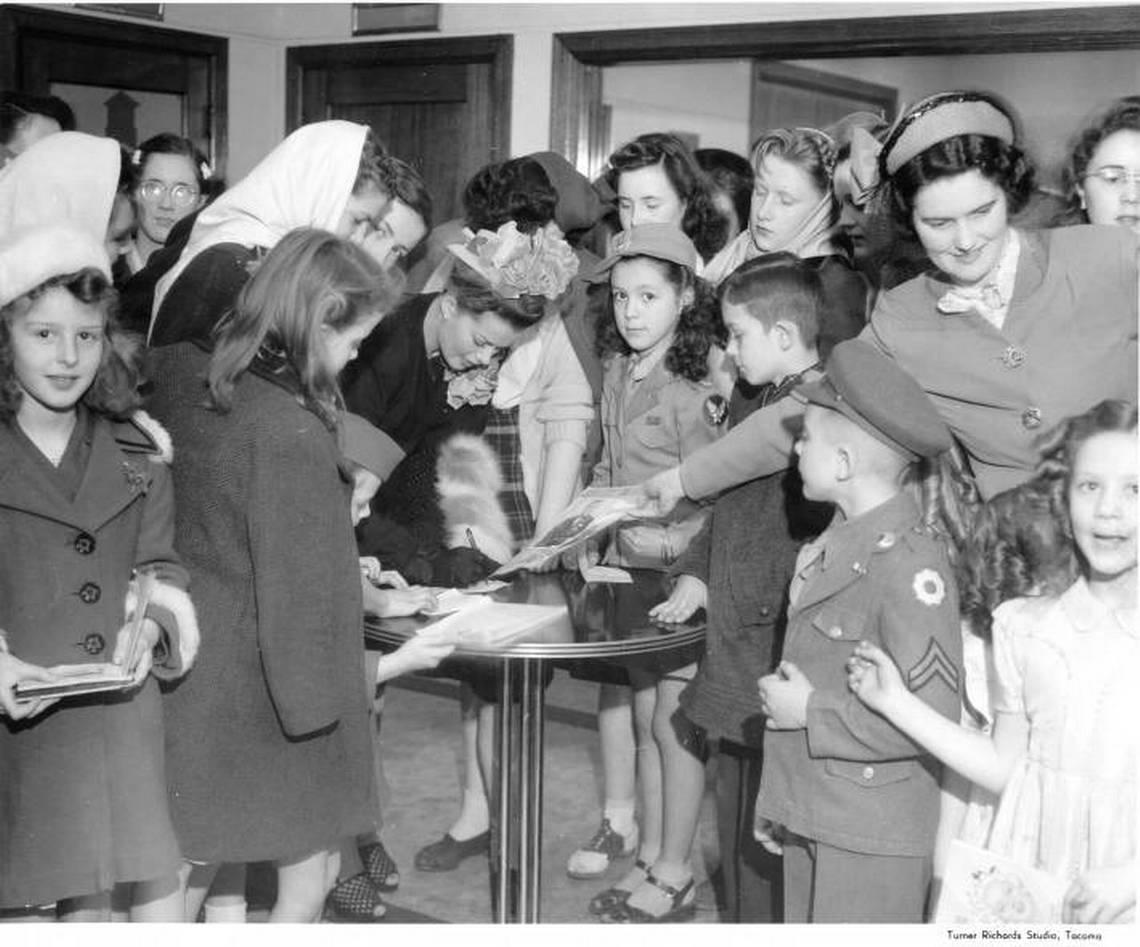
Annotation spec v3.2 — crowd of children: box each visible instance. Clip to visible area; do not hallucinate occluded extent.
[0,81,1136,928]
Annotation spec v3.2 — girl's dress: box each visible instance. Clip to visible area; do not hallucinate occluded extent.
[145,343,374,863]
[0,409,197,907]
[965,579,1138,879]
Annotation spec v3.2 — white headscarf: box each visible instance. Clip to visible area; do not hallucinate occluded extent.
[151,120,369,320]
[0,131,119,241]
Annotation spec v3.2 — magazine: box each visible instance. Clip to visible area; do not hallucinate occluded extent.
[933,839,1067,924]
[492,486,646,577]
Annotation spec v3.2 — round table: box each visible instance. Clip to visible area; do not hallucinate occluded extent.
[365,569,705,923]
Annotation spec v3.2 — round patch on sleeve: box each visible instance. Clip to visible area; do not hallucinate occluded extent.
[703,394,728,426]
[912,568,946,607]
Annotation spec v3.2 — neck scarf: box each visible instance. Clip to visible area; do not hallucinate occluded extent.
[703,192,838,286]
[151,120,368,328]
[0,131,118,241]
[936,228,1021,331]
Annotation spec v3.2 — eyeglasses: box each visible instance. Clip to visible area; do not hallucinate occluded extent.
[1082,166,1140,190]
[137,180,200,207]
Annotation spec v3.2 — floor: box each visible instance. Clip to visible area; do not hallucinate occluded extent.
[261,671,726,924]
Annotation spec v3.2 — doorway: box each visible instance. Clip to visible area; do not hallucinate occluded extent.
[287,36,512,227]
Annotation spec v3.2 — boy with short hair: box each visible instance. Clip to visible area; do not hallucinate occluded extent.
[754,338,963,923]
[604,253,833,922]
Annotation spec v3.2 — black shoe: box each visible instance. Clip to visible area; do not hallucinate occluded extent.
[413,830,491,872]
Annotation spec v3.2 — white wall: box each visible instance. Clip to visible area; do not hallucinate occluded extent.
[795,49,1140,184]
[49,2,1129,181]
[603,61,753,156]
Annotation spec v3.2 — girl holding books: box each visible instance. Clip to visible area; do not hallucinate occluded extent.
[0,223,198,921]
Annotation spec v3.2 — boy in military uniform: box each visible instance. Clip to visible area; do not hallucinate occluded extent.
[753,338,963,922]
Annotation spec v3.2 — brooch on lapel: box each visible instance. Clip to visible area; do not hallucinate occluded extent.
[122,461,147,495]
[998,345,1025,369]
[703,394,728,426]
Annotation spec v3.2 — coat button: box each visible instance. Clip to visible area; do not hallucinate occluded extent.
[862,766,875,780]
[74,532,96,555]
[81,632,106,655]
[827,625,843,639]
[1021,407,1042,430]
[78,582,102,604]
[758,605,771,618]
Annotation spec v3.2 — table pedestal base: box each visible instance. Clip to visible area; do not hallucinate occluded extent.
[493,657,546,923]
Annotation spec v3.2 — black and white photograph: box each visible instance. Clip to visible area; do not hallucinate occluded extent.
[0,0,1137,937]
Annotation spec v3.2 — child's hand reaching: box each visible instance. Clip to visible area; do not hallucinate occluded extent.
[637,467,685,518]
[846,641,908,715]
[113,617,161,687]
[648,574,707,624]
[758,661,813,729]
[366,585,439,619]
[753,817,787,855]
[1063,864,1137,924]
[0,646,60,720]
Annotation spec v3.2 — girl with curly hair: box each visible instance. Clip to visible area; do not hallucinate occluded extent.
[0,223,198,921]
[605,133,728,264]
[566,224,725,904]
[848,399,1137,924]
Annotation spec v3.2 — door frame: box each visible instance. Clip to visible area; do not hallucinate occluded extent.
[0,4,228,173]
[551,3,1140,166]
[285,33,513,160]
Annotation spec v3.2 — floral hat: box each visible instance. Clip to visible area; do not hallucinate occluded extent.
[447,220,579,300]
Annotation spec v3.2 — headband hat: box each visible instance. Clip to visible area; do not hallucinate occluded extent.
[880,91,1016,178]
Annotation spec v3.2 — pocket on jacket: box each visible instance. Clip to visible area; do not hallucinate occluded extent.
[809,605,865,642]
[823,757,914,789]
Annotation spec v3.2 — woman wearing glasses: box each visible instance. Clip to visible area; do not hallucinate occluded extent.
[1060,96,1140,236]
[130,134,214,267]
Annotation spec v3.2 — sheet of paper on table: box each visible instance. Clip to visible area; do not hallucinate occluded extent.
[932,839,1066,924]
[492,486,646,577]
[417,598,568,650]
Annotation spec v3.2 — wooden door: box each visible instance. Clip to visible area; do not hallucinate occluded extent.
[0,6,226,170]
[287,37,512,227]
[750,62,896,146]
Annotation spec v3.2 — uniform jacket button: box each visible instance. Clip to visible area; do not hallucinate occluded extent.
[827,626,843,639]
[74,532,96,555]
[862,766,875,780]
[78,581,102,604]
[1021,407,1042,430]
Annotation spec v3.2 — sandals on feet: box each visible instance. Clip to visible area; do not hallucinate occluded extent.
[324,873,387,922]
[586,858,650,916]
[601,872,696,924]
[360,840,400,892]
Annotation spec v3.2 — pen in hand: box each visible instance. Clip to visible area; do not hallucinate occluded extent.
[466,527,480,555]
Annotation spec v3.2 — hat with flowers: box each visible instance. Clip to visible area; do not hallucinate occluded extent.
[447,220,579,301]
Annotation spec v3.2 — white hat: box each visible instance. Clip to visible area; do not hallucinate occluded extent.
[0,223,110,309]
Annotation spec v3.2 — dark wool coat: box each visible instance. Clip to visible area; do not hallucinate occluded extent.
[676,368,831,747]
[0,410,193,907]
[147,243,261,347]
[146,343,374,862]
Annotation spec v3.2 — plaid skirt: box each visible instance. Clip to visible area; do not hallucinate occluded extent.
[483,405,535,548]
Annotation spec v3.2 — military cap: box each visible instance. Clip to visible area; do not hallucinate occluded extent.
[797,339,952,460]
[588,223,700,281]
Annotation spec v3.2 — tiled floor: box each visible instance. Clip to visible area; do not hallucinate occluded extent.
[336,671,724,924]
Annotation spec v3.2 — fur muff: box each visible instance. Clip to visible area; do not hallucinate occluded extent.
[124,573,200,670]
[436,434,513,564]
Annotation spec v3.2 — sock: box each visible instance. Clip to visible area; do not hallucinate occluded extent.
[449,787,490,841]
[204,897,247,923]
[603,799,637,838]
